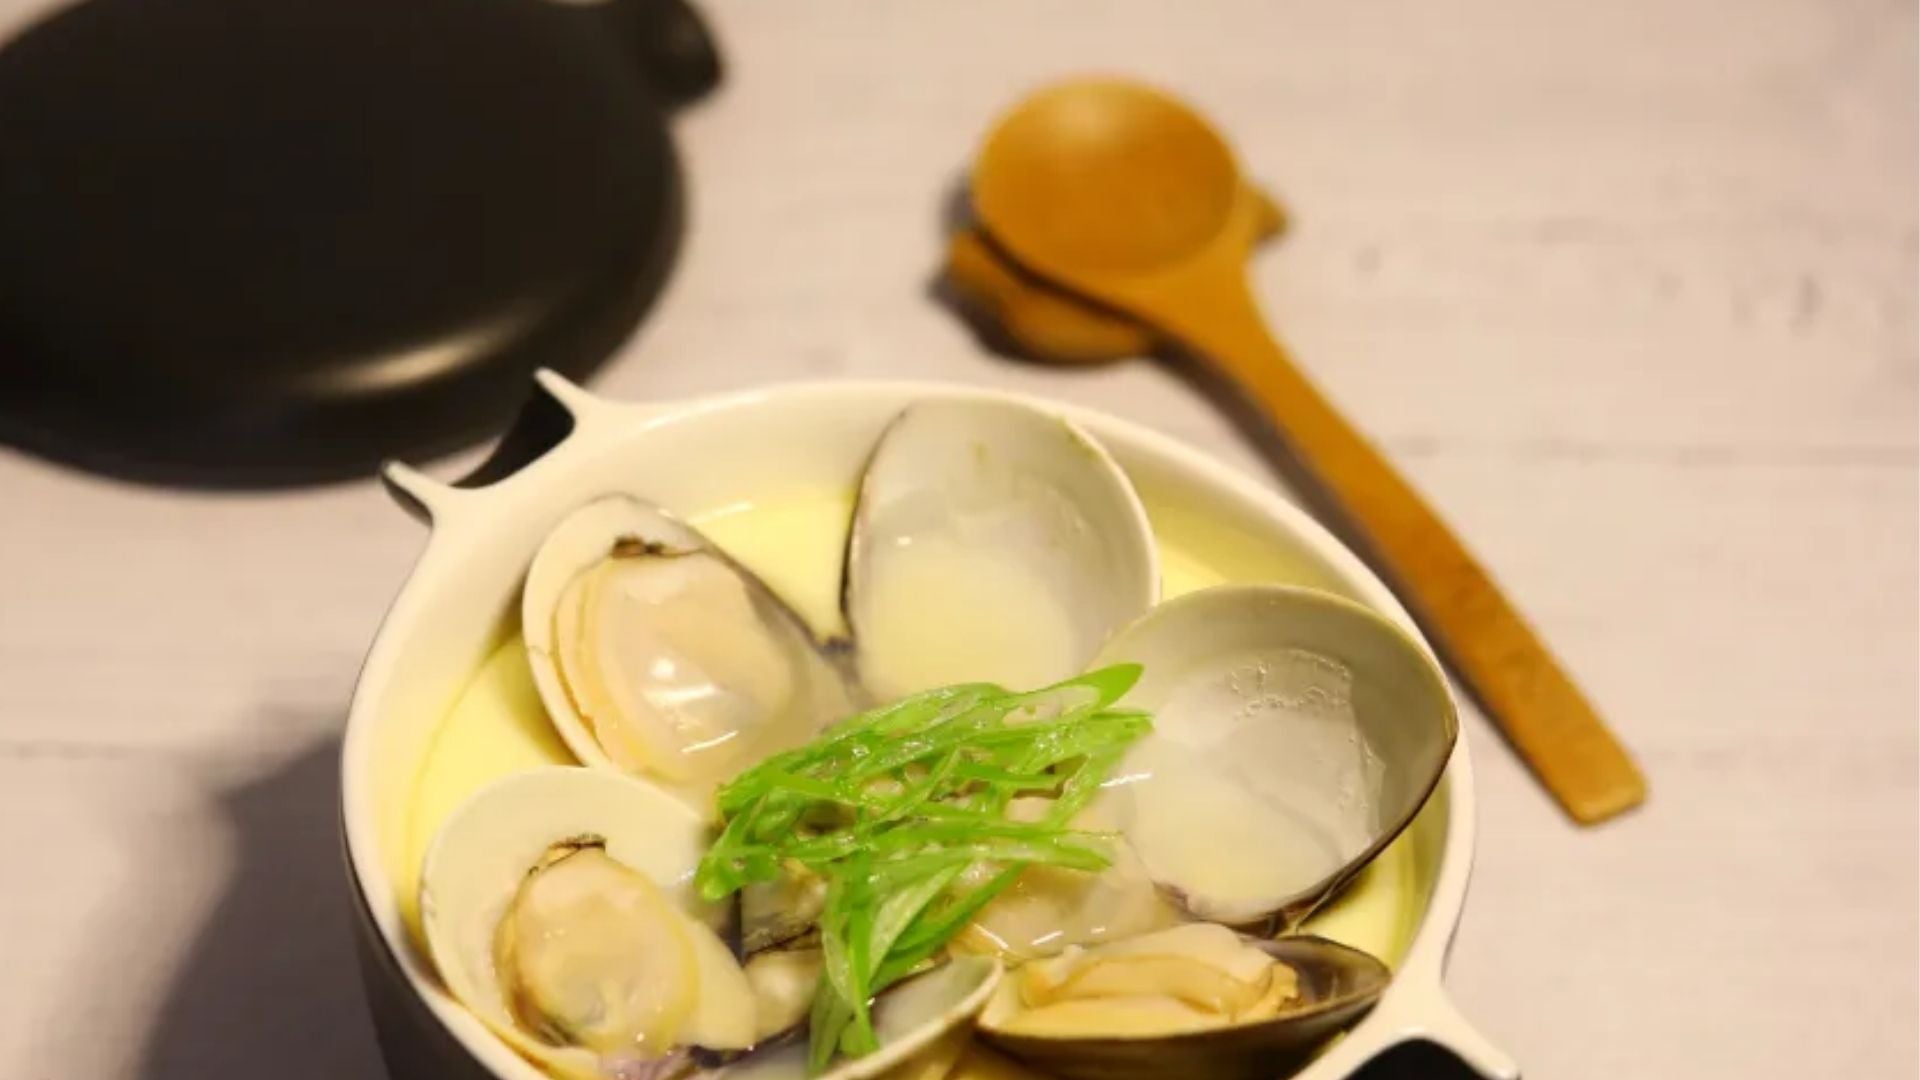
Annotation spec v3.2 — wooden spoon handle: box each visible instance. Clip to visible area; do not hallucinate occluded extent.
[1154,273,1646,824]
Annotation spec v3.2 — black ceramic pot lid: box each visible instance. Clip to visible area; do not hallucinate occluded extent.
[0,0,718,486]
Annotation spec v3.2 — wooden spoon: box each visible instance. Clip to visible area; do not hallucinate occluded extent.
[944,186,1286,364]
[970,77,1645,824]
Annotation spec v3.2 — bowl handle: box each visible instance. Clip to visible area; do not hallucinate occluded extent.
[1365,985,1519,1080]
[380,370,664,525]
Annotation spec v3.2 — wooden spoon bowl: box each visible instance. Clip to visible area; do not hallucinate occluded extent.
[943,187,1286,365]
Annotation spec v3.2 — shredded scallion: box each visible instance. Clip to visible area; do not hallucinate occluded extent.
[693,664,1151,1071]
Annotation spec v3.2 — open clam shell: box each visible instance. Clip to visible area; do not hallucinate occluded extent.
[1092,584,1457,927]
[522,496,857,807]
[977,932,1389,1080]
[419,767,757,1080]
[845,399,1159,701]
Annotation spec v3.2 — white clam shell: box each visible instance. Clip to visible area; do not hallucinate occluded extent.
[521,496,853,806]
[418,767,735,1079]
[1092,584,1457,926]
[845,399,1159,700]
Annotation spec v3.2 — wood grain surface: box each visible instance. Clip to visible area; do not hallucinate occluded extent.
[0,2,1912,1079]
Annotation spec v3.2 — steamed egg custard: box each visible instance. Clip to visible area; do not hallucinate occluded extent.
[408,400,1452,1080]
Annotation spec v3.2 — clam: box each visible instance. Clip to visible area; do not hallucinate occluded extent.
[953,798,1183,964]
[742,947,825,1043]
[977,924,1390,1080]
[419,767,756,1080]
[738,861,828,956]
[1092,584,1457,926]
[522,496,857,807]
[845,399,1159,701]
[708,956,1004,1080]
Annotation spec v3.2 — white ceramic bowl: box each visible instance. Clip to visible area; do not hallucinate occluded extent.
[340,373,1517,1080]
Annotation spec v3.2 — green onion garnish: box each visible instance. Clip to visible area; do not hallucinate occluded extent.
[693,664,1151,1071]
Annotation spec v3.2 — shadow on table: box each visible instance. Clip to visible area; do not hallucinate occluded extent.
[136,729,388,1080]
[1350,1041,1497,1080]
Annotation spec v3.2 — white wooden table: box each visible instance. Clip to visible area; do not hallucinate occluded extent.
[1,1,1913,1078]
